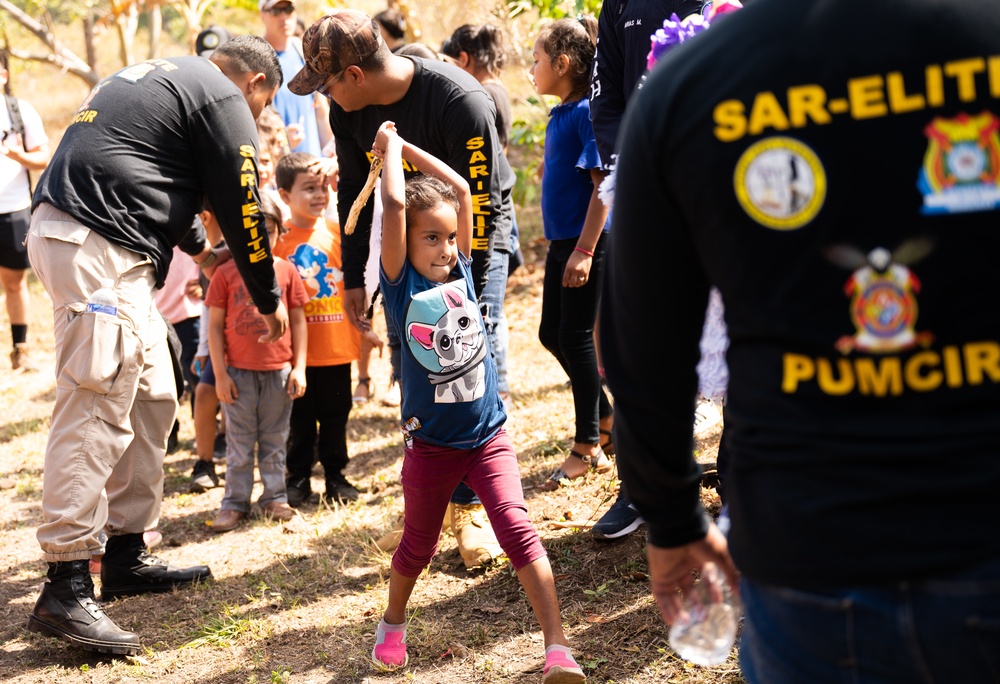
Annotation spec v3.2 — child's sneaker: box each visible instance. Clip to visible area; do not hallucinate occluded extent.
[371,618,408,671]
[543,644,585,683]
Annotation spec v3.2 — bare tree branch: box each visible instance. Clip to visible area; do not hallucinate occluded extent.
[0,0,100,85]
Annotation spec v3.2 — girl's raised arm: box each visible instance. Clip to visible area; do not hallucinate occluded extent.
[375,122,407,281]
[398,138,473,258]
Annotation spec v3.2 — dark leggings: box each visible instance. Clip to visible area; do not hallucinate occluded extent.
[286,364,353,481]
[538,234,613,445]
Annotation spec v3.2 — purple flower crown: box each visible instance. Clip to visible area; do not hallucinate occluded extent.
[647,12,709,71]
[646,1,742,71]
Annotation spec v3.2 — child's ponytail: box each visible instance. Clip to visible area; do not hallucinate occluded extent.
[538,15,598,102]
[440,23,508,78]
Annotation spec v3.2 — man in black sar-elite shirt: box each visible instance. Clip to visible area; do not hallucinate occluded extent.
[24,35,286,656]
[604,1,1000,681]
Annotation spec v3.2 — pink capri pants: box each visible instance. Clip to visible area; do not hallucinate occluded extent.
[393,428,547,577]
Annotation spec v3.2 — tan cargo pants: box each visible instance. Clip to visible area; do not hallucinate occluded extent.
[26,203,177,562]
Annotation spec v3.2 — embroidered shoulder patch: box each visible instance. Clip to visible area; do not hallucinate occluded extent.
[734,136,826,230]
[918,111,1000,215]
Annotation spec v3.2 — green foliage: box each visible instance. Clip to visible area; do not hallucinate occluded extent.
[0,417,47,442]
[583,578,618,599]
[555,544,580,568]
[580,655,608,670]
[510,94,550,206]
[508,0,602,20]
[11,0,101,24]
[183,607,267,648]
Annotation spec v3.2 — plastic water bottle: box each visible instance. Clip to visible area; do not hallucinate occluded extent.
[86,278,119,316]
[668,508,741,666]
[668,563,740,665]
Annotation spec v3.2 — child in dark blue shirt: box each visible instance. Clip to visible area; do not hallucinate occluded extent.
[369,121,584,684]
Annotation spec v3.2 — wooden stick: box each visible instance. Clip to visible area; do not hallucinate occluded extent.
[343,156,384,235]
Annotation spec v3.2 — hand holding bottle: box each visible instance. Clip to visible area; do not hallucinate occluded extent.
[667,561,741,665]
[645,521,740,664]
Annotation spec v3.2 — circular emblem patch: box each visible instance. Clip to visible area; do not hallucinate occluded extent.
[853,280,915,340]
[734,137,826,230]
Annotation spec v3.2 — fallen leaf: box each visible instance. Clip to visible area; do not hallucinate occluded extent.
[441,643,468,658]
[549,520,595,529]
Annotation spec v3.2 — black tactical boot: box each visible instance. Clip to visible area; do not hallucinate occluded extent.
[100,533,212,601]
[26,560,141,655]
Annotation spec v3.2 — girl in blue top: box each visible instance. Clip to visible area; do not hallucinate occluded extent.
[531,16,615,492]
[370,121,585,683]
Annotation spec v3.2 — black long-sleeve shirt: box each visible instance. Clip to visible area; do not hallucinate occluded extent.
[604,0,1000,589]
[589,0,703,170]
[331,56,514,298]
[33,56,280,313]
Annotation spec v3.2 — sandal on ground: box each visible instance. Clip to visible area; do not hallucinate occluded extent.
[599,427,615,456]
[539,447,612,491]
[353,378,372,404]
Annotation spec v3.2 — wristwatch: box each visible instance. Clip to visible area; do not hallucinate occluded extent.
[197,249,218,269]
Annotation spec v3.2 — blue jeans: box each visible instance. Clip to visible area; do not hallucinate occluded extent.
[739,560,1000,683]
[482,249,510,395]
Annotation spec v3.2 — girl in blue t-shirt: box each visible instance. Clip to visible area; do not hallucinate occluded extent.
[368,121,585,683]
[530,16,615,492]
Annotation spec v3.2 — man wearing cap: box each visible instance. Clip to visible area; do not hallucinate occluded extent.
[195,25,233,58]
[259,0,333,157]
[289,9,515,569]
[24,35,287,657]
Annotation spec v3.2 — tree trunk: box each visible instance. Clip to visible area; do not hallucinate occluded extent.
[83,14,98,72]
[115,2,139,67]
[148,5,162,60]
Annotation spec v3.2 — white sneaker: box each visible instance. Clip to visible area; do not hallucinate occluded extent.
[693,397,723,437]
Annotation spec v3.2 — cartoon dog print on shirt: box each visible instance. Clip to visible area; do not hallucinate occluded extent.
[405,283,488,403]
[289,243,340,299]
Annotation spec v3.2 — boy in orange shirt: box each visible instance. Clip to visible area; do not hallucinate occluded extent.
[206,194,309,532]
[274,152,369,505]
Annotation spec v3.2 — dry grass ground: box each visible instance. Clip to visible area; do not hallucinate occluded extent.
[0,242,738,684]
